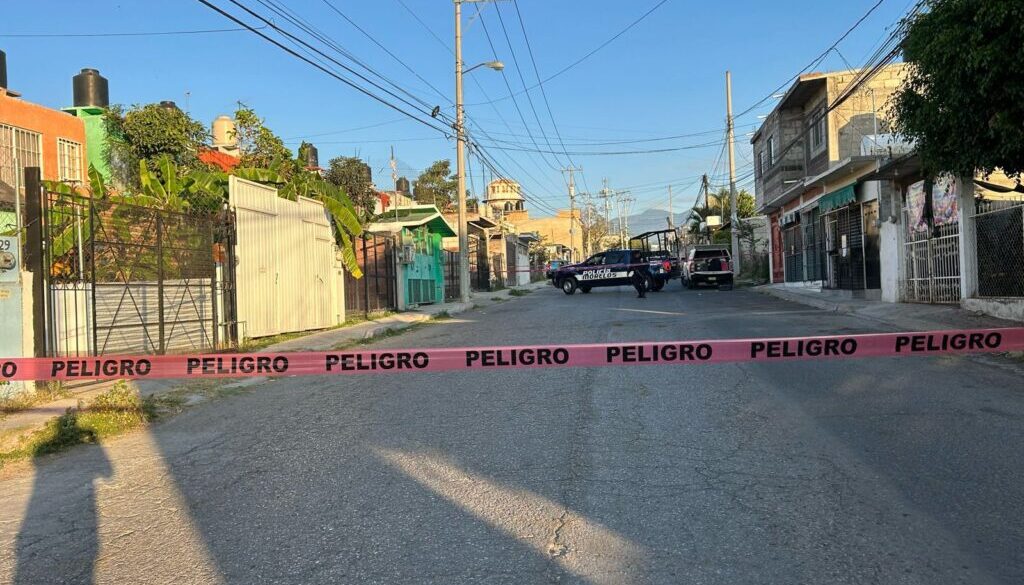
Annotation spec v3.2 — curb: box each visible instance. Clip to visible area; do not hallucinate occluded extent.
[753,286,848,313]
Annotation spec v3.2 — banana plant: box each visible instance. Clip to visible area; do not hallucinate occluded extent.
[135,155,191,211]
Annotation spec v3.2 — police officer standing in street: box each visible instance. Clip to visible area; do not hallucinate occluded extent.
[630,264,650,298]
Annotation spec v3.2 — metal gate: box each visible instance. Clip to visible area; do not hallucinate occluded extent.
[901,197,960,303]
[826,204,866,290]
[33,186,235,357]
[344,233,397,316]
[468,235,490,291]
[444,250,460,302]
[782,223,804,282]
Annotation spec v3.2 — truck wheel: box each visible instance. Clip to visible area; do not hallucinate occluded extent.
[652,279,665,292]
[686,278,695,290]
[580,285,592,294]
[561,277,578,295]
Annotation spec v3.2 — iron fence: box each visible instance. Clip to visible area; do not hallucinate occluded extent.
[444,250,460,302]
[974,195,1024,298]
[33,187,235,357]
[782,224,804,282]
[469,235,490,292]
[344,233,398,317]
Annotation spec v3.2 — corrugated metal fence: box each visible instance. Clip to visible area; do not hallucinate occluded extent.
[230,176,340,340]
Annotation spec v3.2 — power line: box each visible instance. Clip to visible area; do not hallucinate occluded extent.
[0,26,266,38]
[733,0,891,121]
[493,2,566,168]
[318,0,451,105]
[252,0,438,112]
[465,0,672,107]
[195,0,450,135]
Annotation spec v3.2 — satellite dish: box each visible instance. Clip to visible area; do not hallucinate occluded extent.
[431,106,441,118]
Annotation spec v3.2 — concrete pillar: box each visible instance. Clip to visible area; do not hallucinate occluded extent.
[957,175,979,302]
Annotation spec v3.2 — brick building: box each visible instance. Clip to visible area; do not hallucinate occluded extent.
[752,64,909,295]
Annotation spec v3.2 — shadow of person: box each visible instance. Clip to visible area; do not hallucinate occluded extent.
[13,411,113,585]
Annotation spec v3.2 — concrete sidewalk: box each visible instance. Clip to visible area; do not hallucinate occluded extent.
[0,281,550,450]
[754,284,1020,331]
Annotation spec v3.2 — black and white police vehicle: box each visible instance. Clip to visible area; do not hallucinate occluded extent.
[552,249,673,295]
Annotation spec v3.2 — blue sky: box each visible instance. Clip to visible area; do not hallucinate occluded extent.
[2,0,912,217]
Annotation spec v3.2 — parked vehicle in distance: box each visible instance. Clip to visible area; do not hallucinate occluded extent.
[683,245,733,289]
[628,229,682,291]
[545,259,563,281]
[553,249,671,295]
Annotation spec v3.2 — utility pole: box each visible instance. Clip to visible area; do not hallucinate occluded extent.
[726,70,741,274]
[455,0,470,303]
[667,184,674,230]
[563,166,579,262]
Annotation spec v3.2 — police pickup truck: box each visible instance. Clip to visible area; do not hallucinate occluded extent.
[552,249,673,295]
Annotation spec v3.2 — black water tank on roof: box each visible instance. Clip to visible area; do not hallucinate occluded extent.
[396,176,410,194]
[159,100,179,111]
[73,68,109,107]
[0,50,7,90]
[304,144,319,168]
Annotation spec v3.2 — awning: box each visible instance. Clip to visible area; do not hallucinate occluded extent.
[818,184,856,214]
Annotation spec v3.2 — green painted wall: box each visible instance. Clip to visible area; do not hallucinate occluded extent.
[62,106,111,181]
[402,228,445,305]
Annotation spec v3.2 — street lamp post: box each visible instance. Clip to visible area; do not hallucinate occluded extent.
[455,0,502,303]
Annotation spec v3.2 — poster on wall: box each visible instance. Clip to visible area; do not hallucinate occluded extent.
[908,175,959,233]
[907,180,929,233]
[931,174,959,227]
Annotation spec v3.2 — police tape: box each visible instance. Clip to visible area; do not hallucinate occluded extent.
[2,328,1022,382]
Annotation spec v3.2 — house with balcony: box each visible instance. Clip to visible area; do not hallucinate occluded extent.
[752,64,909,299]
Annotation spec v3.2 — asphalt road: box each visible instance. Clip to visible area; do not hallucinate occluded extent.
[3,284,1024,584]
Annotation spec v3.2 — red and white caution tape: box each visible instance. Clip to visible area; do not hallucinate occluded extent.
[2,328,1022,382]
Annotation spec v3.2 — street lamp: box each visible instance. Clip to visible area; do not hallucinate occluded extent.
[455,0,503,304]
[464,61,504,74]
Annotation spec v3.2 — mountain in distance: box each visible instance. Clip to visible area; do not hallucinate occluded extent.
[612,208,691,236]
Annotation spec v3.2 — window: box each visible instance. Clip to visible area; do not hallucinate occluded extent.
[767,136,776,167]
[0,124,43,196]
[808,105,826,155]
[58,139,83,183]
[758,150,765,177]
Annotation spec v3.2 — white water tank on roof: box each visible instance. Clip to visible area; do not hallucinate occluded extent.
[212,115,237,148]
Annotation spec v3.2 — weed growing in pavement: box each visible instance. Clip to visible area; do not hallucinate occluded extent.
[0,381,148,467]
[508,289,531,297]
[1,382,72,418]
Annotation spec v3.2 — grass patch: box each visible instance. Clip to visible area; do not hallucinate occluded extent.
[1,383,72,418]
[0,381,148,467]
[508,288,532,297]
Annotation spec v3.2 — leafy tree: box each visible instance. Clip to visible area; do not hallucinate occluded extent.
[580,201,611,253]
[688,189,755,236]
[232,104,294,172]
[104,103,208,190]
[891,0,1024,180]
[324,156,377,221]
[413,160,457,208]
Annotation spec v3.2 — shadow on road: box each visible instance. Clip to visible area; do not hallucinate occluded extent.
[13,413,111,585]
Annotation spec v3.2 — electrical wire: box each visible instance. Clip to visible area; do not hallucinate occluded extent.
[733,0,890,121]
[465,0,672,107]
[195,0,451,135]
[0,26,266,38]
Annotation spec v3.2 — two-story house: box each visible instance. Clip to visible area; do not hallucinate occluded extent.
[752,64,908,297]
[1,51,88,235]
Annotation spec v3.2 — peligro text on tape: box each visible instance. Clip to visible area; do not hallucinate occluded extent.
[1,328,1021,382]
